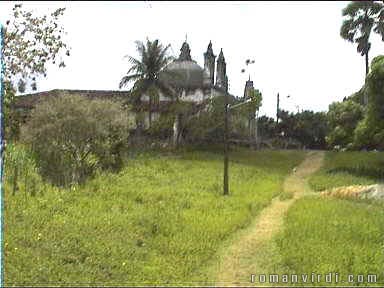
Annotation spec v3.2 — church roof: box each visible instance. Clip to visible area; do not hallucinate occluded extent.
[204,41,215,58]
[160,41,210,89]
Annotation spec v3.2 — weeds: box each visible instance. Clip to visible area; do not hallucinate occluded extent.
[4,148,304,285]
[275,197,384,286]
[309,151,384,191]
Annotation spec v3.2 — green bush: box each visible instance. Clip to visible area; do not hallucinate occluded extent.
[20,94,131,186]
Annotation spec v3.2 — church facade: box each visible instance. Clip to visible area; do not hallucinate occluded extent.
[137,40,234,128]
[13,41,242,132]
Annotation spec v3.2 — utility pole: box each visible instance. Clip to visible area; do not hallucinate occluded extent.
[223,96,252,196]
[276,92,280,123]
[223,91,229,196]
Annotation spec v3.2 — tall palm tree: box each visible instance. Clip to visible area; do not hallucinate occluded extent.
[340,1,384,83]
[119,39,175,129]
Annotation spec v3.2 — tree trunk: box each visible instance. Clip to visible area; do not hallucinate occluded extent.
[148,97,152,128]
[254,110,259,150]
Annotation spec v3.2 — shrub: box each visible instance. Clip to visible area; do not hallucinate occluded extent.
[20,94,131,186]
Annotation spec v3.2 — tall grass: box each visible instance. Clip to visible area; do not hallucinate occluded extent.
[274,197,384,286]
[309,151,384,191]
[4,148,304,286]
[4,143,44,197]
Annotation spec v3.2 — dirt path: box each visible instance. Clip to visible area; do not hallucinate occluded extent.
[211,150,325,286]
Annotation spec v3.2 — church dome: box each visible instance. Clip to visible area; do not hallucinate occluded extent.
[160,42,210,90]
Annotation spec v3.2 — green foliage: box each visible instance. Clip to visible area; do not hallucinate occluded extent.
[20,94,131,186]
[349,87,366,105]
[293,111,328,149]
[183,95,253,144]
[309,151,384,191]
[4,149,305,285]
[278,110,328,149]
[241,88,262,116]
[276,197,384,286]
[2,4,71,142]
[184,97,227,144]
[258,116,277,139]
[4,143,44,197]
[326,99,364,149]
[3,82,24,141]
[354,55,384,149]
[119,39,175,128]
[340,1,384,75]
[147,112,174,140]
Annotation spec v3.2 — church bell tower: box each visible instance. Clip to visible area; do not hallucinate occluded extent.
[204,41,216,85]
[216,49,228,92]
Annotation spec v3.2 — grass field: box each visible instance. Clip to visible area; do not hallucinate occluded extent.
[4,146,305,286]
[275,197,384,286]
[309,151,384,191]
[270,150,384,286]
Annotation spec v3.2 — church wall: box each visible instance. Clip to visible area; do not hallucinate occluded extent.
[141,88,208,103]
[180,89,205,102]
[141,93,170,102]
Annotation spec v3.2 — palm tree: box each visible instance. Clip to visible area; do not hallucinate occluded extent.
[119,39,175,129]
[340,1,384,82]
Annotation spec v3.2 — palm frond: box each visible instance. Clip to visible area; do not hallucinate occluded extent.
[119,74,142,89]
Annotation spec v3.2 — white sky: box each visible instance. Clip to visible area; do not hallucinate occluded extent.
[1,1,384,118]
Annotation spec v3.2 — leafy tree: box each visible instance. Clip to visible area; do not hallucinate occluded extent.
[20,94,131,186]
[2,3,70,140]
[354,55,384,150]
[277,110,328,149]
[258,116,277,139]
[119,39,175,129]
[3,4,70,95]
[347,86,366,105]
[183,95,239,145]
[340,0,384,97]
[294,111,328,149]
[326,99,364,149]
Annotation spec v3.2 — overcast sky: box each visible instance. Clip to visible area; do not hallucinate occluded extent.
[1,1,384,118]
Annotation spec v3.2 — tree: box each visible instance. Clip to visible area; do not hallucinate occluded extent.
[276,109,328,149]
[258,116,277,139]
[354,55,384,150]
[2,3,70,140]
[326,99,364,149]
[20,94,131,186]
[119,39,175,129]
[3,4,70,95]
[340,1,384,97]
[293,111,328,149]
